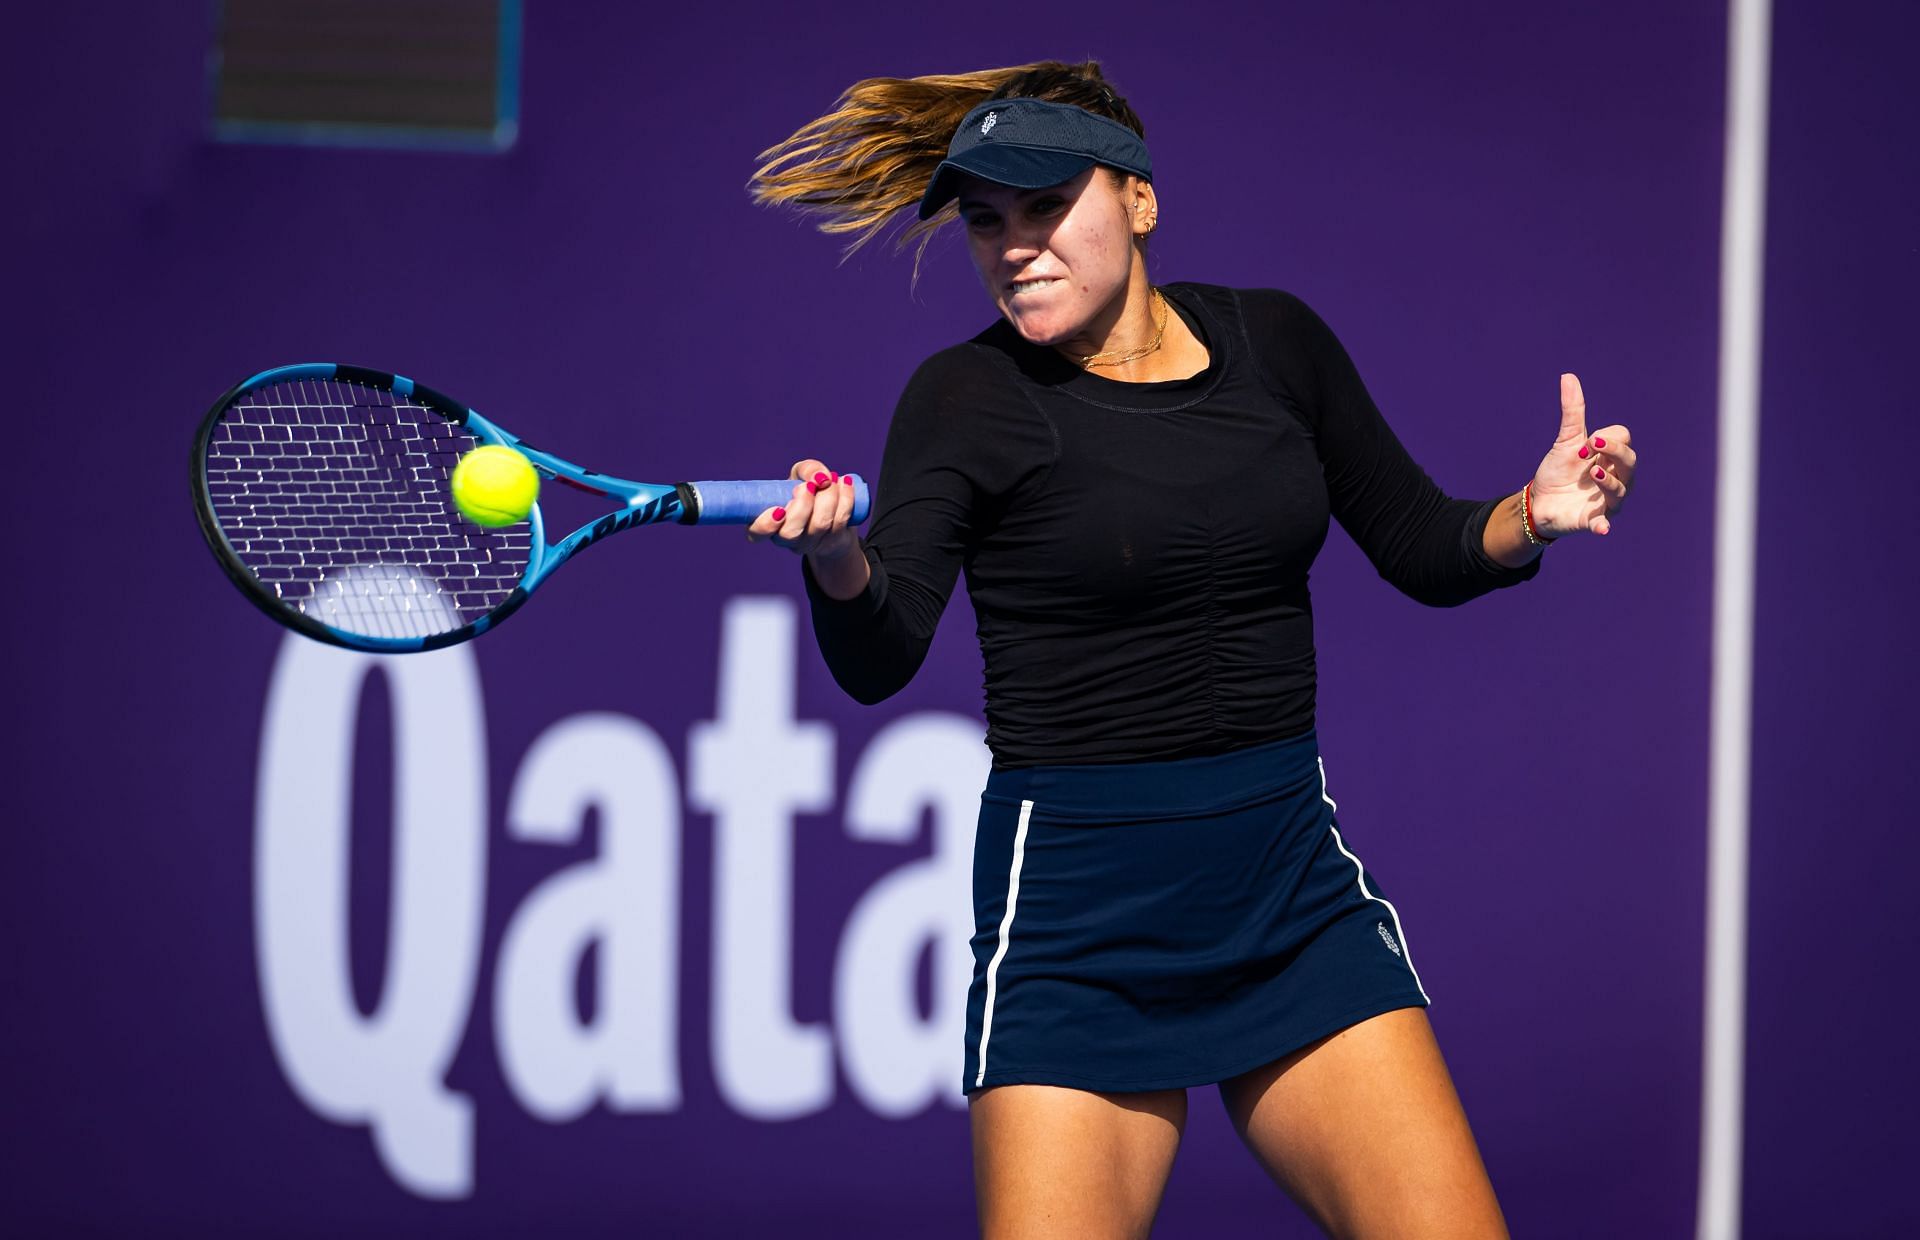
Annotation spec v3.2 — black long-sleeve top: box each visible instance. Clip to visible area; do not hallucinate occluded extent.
[805,283,1539,768]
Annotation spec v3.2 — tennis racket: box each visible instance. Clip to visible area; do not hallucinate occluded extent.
[192,362,869,653]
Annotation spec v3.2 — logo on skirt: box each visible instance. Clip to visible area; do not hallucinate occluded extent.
[1376,921,1402,956]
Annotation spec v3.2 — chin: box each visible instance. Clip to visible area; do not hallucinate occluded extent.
[1001,306,1075,347]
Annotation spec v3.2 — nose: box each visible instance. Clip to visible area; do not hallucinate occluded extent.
[999,223,1045,268]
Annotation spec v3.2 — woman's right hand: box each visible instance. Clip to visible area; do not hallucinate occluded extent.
[745,458,871,600]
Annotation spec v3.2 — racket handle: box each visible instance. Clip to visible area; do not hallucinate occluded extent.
[683,476,870,525]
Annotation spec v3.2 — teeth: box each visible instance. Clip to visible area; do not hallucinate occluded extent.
[1012,278,1059,293]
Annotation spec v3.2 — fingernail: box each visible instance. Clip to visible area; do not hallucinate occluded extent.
[771,507,786,522]
[1593,466,1605,480]
[829,471,839,484]
[807,481,821,493]
[842,475,853,486]
[1593,437,1605,448]
[813,472,830,485]
[1578,445,1591,459]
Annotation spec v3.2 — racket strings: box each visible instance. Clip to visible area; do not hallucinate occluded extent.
[203,378,532,638]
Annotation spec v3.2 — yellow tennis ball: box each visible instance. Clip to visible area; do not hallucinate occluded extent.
[450,444,539,527]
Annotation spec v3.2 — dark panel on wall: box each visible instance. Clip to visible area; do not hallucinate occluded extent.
[212,0,518,149]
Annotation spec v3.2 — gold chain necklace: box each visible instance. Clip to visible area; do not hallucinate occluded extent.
[1071,287,1169,369]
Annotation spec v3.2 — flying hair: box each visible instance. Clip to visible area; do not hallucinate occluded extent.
[750,60,1145,281]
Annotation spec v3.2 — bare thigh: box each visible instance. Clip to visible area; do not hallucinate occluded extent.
[971,1084,1187,1240]
[1219,1007,1508,1240]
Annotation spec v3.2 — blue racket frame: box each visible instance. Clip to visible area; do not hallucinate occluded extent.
[192,362,869,652]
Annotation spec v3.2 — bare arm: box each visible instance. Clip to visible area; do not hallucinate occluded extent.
[1481,491,1546,569]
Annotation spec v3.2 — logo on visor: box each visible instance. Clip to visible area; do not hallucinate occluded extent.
[980,111,998,136]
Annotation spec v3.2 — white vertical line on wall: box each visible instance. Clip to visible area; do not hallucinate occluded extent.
[1699,1,1772,1238]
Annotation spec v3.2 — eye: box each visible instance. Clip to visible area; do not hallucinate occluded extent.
[963,211,999,232]
[1030,196,1065,216]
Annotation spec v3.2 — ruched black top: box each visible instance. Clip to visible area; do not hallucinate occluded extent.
[805,283,1539,767]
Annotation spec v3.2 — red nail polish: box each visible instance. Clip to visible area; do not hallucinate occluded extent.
[807,481,821,493]
[1593,437,1606,448]
[842,475,853,485]
[1578,445,1591,459]
[813,472,830,485]
[1593,466,1605,480]
[771,507,786,522]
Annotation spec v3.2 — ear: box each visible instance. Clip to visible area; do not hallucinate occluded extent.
[1129,179,1159,238]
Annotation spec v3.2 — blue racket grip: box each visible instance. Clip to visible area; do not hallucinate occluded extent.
[685,475,871,525]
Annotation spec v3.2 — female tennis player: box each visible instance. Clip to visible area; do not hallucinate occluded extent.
[746,61,1633,1239]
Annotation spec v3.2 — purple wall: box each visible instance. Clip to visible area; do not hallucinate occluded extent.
[5,3,1911,1235]
[1744,3,1920,1236]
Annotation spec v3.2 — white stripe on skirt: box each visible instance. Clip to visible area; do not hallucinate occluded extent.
[974,798,1034,1088]
[1318,757,1431,1004]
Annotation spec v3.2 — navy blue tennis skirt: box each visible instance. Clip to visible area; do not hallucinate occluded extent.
[963,730,1430,1094]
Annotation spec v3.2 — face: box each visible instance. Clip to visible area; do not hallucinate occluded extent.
[956,167,1149,348]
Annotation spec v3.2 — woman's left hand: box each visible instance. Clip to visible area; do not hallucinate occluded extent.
[1527,373,1636,538]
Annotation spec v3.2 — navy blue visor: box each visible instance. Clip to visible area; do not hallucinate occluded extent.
[918,97,1152,220]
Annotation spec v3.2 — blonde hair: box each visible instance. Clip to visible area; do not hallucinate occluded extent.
[750,61,1145,279]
